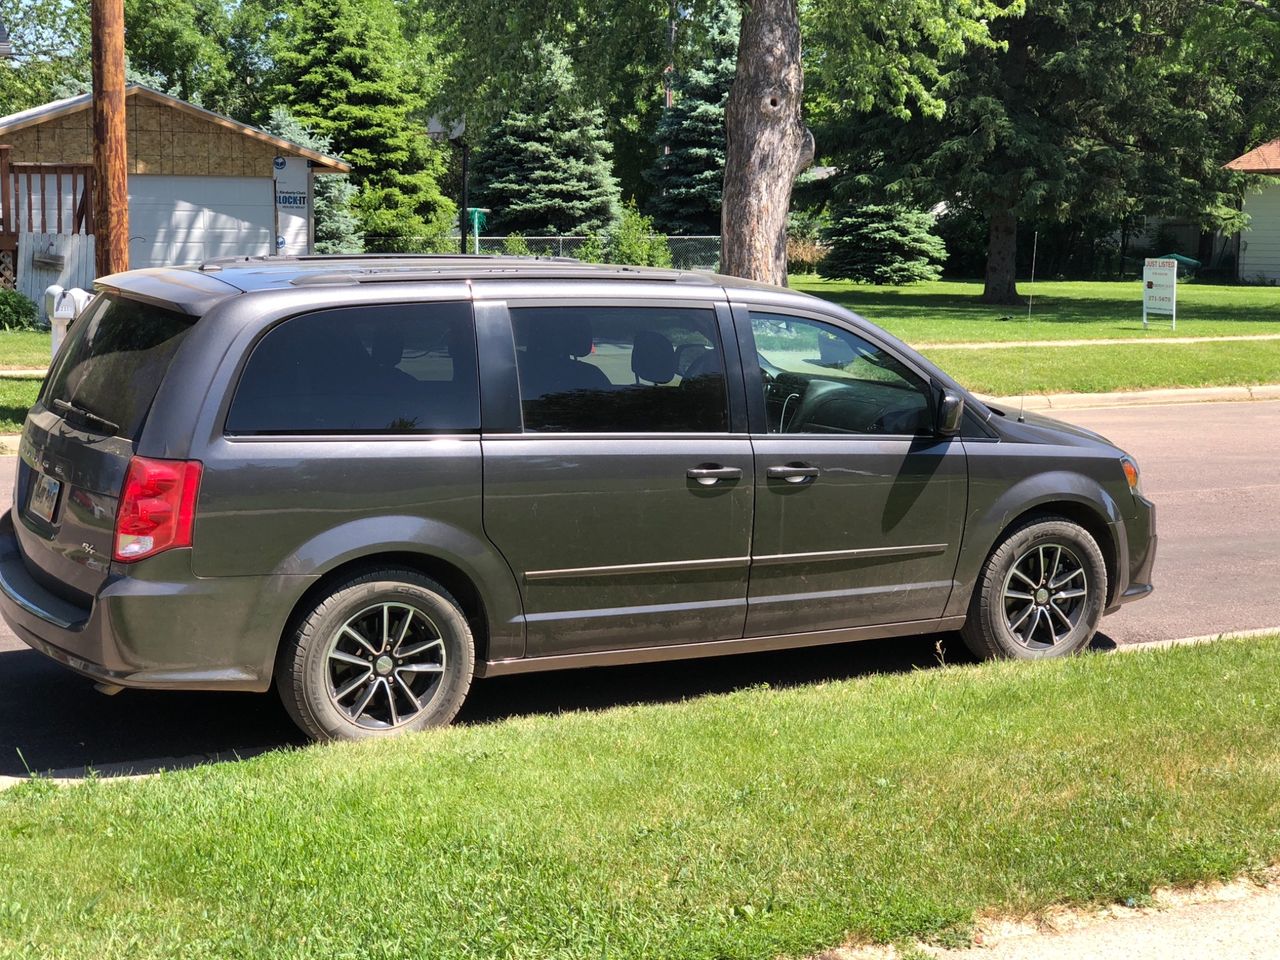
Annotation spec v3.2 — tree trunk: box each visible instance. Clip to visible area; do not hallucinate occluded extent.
[721,0,814,286]
[982,206,1020,304]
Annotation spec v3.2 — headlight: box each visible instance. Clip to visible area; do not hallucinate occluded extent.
[1120,455,1142,495]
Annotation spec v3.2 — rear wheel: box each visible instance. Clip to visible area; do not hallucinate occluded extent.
[960,518,1107,661]
[277,569,474,742]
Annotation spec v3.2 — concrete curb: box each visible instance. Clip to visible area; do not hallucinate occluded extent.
[983,383,1280,411]
[916,332,1280,351]
[0,369,48,378]
[1114,626,1280,652]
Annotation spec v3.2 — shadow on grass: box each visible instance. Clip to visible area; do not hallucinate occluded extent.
[0,633,980,780]
[0,404,31,434]
[0,629,1122,781]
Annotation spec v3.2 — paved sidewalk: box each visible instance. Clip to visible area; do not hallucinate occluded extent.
[829,871,1280,960]
[0,368,48,377]
[914,332,1280,350]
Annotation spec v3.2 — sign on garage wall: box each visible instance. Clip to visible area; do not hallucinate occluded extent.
[1142,258,1177,330]
[273,156,311,256]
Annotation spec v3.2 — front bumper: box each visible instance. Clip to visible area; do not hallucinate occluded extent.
[0,510,311,691]
[1105,494,1156,614]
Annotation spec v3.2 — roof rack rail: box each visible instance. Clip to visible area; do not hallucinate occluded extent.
[289,264,715,287]
[199,252,586,272]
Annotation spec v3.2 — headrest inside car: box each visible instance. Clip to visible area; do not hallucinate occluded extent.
[530,314,595,358]
[631,330,676,384]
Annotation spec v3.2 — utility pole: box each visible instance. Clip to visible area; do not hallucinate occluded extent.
[91,0,128,277]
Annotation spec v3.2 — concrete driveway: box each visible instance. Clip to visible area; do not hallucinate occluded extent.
[0,399,1276,778]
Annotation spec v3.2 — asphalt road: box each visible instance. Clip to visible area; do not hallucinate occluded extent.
[0,399,1276,779]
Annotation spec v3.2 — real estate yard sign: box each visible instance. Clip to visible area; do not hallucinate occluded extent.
[1143,258,1177,330]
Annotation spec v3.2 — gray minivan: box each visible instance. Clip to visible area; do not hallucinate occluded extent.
[0,256,1155,741]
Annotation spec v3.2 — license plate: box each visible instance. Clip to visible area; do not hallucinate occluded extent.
[28,473,61,524]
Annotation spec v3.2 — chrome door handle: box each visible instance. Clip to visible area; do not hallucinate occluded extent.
[687,465,743,486]
[767,464,820,484]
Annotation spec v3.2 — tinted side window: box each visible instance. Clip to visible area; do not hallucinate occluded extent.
[750,312,932,436]
[511,305,728,433]
[226,302,478,435]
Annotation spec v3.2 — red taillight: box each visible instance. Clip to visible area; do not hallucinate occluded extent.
[113,457,203,563]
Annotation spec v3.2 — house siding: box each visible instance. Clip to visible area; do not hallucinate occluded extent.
[1240,182,1280,283]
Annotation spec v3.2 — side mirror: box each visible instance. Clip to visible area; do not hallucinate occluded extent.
[936,390,964,437]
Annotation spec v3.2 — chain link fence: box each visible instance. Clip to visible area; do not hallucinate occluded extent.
[472,235,722,271]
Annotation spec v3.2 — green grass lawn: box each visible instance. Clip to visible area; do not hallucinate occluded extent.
[0,377,40,433]
[794,278,1280,344]
[924,339,1280,396]
[0,331,52,370]
[3,638,1279,960]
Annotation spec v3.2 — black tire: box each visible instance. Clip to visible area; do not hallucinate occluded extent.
[960,517,1108,661]
[276,568,475,742]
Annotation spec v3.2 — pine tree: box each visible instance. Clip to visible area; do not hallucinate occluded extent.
[271,0,454,251]
[819,203,946,285]
[262,107,364,254]
[645,1,739,236]
[471,41,621,236]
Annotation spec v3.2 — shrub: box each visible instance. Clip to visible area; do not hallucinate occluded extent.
[503,233,532,256]
[786,236,828,274]
[819,202,947,285]
[0,289,39,331]
[607,201,672,267]
[576,233,606,264]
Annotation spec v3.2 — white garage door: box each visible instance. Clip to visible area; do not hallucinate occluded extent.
[127,175,275,269]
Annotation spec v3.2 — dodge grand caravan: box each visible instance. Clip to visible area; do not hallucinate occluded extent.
[0,256,1156,741]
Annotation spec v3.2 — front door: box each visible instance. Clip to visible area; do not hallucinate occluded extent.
[738,307,967,637]
[482,300,754,657]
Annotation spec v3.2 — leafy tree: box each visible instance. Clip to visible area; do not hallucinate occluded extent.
[262,106,364,254]
[644,0,738,235]
[832,0,1280,301]
[0,0,89,113]
[271,0,455,251]
[420,0,1004,285]
[818,203,945,284]
[471,41,621,236]
[122,0,234,111]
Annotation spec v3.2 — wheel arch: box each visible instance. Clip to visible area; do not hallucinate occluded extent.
[277,551,499,679]
[992,502,1119,607]
[950,471,1125,619]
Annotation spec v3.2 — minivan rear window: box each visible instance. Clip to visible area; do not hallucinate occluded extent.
[42,295,197,440]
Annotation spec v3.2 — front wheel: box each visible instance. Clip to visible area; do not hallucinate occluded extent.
[960,518,1108,661]
[276,569,475,742]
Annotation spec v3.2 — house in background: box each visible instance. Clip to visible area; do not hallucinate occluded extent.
[0,84,349,301]
[1227,139,1280,283]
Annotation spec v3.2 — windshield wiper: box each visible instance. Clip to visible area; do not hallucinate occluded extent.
[52,398,120,436]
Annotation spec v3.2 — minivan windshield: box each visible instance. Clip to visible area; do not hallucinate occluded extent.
[42,295,196,440]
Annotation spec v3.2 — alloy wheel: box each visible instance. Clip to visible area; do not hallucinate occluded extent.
[1001,542,1090,650]
[325,602,447,729]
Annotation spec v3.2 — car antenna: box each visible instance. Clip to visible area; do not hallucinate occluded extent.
[1018,229,1039,424]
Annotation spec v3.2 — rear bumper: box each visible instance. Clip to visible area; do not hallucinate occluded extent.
[0,510,313,691]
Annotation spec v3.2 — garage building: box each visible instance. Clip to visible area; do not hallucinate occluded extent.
[1227,139,1280,283]
[0,84,349,300]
